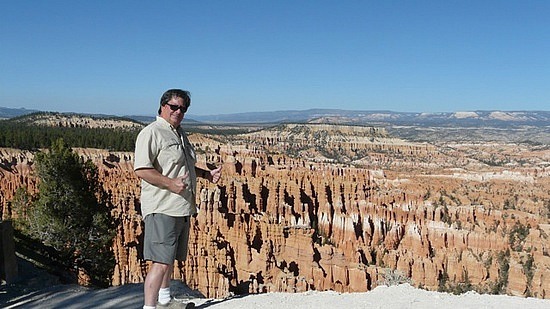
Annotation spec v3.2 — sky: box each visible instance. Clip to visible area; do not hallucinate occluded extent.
[1,1,549,117]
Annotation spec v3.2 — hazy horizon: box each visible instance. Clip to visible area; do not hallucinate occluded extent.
[2,105,549,119]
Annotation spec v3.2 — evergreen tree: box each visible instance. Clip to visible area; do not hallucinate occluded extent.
[10,187,34,232]
[26,138,115,287]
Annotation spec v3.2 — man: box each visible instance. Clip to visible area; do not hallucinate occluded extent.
[134,89,222,309]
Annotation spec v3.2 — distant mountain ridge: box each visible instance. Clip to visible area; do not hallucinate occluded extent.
[1,106,548,127]
[190,109,550,126]
[0,107,40,118]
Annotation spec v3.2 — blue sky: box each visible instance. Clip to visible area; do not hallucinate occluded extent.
[1,1,549,116]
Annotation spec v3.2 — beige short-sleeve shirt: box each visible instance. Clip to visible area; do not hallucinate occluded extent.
[134,116,197,218]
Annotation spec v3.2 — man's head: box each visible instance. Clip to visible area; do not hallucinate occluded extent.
[158,89,191,127]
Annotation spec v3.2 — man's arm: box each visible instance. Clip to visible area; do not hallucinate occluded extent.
[135,168,189,194]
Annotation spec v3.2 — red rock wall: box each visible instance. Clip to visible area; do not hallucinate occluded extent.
[1,135,549,299]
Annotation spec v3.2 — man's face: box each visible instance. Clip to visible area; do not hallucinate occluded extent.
[160,97,187,127]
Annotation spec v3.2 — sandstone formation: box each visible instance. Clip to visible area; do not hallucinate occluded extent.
[1,123,549,299]
[9,113,143,129]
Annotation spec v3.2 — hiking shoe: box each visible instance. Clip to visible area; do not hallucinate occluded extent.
[157,298,195,309]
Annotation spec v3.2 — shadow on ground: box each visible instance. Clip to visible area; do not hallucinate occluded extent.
[2,282,144,309]
[1,279,224,309]
[0,258,220,309]
[1,257,227,309]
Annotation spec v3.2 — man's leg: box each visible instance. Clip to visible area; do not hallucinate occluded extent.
[161,263,174,288]
[157,263,174,304]
[144,262,171,306]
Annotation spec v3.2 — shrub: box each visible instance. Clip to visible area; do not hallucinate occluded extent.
[378,268,412,286]
[17,138,115,287]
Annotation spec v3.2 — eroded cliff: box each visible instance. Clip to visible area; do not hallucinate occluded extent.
[1,124,549,298]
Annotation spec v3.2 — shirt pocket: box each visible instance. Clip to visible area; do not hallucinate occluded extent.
[163,140,185,165]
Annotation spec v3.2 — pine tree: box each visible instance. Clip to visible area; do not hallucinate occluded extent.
[27,138,115,287]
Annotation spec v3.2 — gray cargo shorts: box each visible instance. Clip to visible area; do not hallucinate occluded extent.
[143,213,190,264]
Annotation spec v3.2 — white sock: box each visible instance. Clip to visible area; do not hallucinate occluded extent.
[143,306,156,309]
[158,287,171,304]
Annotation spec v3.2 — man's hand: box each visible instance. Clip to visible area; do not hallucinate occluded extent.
[209,166,222,184]
[171,172,189,194]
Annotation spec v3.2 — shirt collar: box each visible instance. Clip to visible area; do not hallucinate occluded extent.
[156,116,180,131]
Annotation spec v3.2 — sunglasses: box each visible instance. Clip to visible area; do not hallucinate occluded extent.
[165,103,188,113]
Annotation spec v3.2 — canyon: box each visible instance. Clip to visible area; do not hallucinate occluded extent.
[1,122,549,299]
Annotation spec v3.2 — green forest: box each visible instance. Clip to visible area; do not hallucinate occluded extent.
[0,117,140,151]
